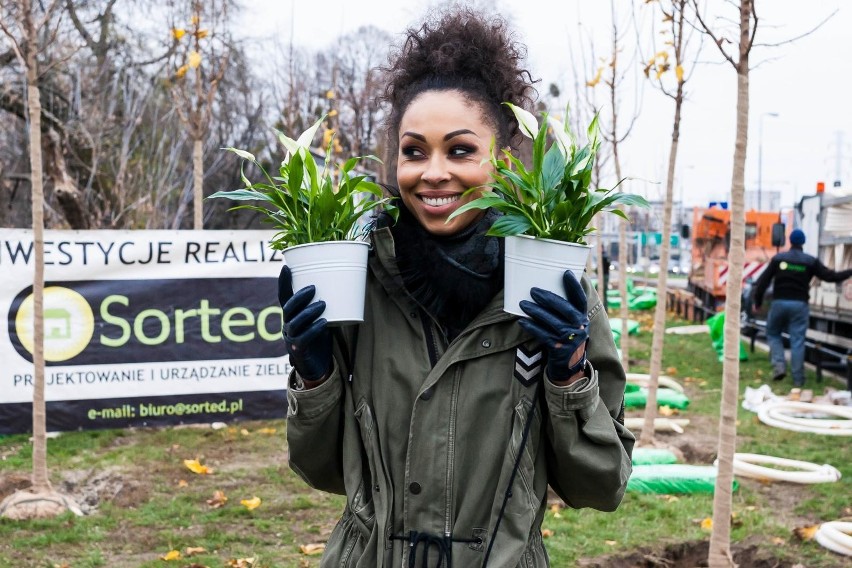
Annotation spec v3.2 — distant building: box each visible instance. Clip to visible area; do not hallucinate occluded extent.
[742,189,781,212]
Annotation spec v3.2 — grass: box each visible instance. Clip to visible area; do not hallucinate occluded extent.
[0,312,849,567]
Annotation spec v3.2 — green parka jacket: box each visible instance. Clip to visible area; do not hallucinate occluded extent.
[286,226,634,568]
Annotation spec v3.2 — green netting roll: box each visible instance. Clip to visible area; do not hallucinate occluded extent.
[632,448,679,465]
[627,465,739,494]
[623,387,690,410]
[629,293,657,310]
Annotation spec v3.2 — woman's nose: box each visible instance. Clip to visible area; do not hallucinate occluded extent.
[421,156,451,185]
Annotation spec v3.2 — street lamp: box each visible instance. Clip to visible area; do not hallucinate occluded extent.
[758,112,779,211]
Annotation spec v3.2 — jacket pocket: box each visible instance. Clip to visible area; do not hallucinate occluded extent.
[352,399,379,529]
[321,509,364,568]
[509,396,542,513]
[517,529,550,568]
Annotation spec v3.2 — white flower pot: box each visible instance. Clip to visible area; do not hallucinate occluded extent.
[283,240,370,325]
[504,234,591,316]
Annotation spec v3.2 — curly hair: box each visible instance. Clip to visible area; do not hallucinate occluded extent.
[381,6,537,179]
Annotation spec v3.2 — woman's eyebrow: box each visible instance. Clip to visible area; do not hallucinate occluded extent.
[400,129,478,142]
[444,129,476,140]
[401,131,426,141]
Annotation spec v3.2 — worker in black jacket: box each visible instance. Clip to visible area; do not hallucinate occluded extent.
[752,229,852,386]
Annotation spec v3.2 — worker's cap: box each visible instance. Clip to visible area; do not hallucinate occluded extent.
[789,229,806,245]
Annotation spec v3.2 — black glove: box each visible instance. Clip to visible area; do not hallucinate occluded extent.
[518,270,590,381]
[278,265,332,382]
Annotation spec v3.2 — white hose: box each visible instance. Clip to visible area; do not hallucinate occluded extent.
[626,373,685,393]
[729,453,841,484]
[665,325,709,335]
[757,401,852,436]
[815,522,852,556]
[624,417,689,433]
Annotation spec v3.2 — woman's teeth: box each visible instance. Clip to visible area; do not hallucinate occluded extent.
[421,195,460,207]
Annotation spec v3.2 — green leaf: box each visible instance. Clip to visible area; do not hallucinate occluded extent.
[487,215,534,237]
[207,189,273,202]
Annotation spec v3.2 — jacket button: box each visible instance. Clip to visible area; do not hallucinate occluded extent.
[481,339,492,348]
[420,387,434,401]
[410,311,418,318]
[409,482,422,495]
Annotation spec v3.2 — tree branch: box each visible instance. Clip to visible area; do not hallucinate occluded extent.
[690,0,737,69]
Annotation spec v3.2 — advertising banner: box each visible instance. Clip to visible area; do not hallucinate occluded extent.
[0,229,290,434]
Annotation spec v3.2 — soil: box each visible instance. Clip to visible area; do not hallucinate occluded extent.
[578,537,801,568]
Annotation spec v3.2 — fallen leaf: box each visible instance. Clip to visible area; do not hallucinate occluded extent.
[700,517,713,530]
[605,540,618,546]
[228,558,257,567]
[207,490,228,508]
[299,543,326,555]
[52,564,71,568]
[793,525,819,541]
[178,479,189,488]
[184,459,212,475]
[771,537,785,545]
[241,496,262,510]
[161,549,181,561]
[256,427,277,435]
[549,503,562,518]
[240,429,250,436]
[666,367,678,375]
[541,529,555,538]
[658,405,676,417]
[183,564,209,568]
[664,495,679,503]
[185,546,207,556]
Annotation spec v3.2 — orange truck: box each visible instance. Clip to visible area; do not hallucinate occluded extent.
[687,205,794,313]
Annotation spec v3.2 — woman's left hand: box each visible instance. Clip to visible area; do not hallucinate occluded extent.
[518,270,589,383]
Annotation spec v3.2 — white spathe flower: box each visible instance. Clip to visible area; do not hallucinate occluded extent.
[276,115,326,163]
[505,102,539,139]
[546,115,575,159]
[223,147,256,162]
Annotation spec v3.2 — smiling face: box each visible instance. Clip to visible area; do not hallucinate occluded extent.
[396,90,496,236]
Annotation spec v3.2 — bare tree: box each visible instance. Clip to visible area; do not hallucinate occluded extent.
[167,0,230,230]
[690,1,754,564]
[639,0,702,447]
[590,0,643,371]
[0,0,81,520]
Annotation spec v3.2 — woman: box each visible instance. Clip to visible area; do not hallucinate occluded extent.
[279,7,633,567]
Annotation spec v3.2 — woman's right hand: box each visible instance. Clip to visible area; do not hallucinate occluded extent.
[278,265,332,383]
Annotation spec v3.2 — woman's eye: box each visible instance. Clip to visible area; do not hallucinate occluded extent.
[449,145,475,157]
[401,146,424,158]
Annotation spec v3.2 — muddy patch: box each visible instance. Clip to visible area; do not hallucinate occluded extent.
[578,539,798,567]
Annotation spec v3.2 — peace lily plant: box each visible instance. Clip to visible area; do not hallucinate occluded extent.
[448,103,648,242]
[209,116,397,324]
[209,115,396,250]
[447,103,649,314]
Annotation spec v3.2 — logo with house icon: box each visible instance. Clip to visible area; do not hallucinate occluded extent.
[14,286,95,362]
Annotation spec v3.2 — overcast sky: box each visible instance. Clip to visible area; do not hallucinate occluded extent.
[240,0,851,210]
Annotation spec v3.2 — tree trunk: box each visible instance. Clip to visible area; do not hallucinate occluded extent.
[21,0,50,495]
[193,137,203,230]
[43,128,90,229]
[617,207,630,370]
[709,2,751,565]
[597,227,606,301]
[640,75,685,447]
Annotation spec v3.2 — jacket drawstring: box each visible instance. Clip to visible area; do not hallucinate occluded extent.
[389,530,481,568]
